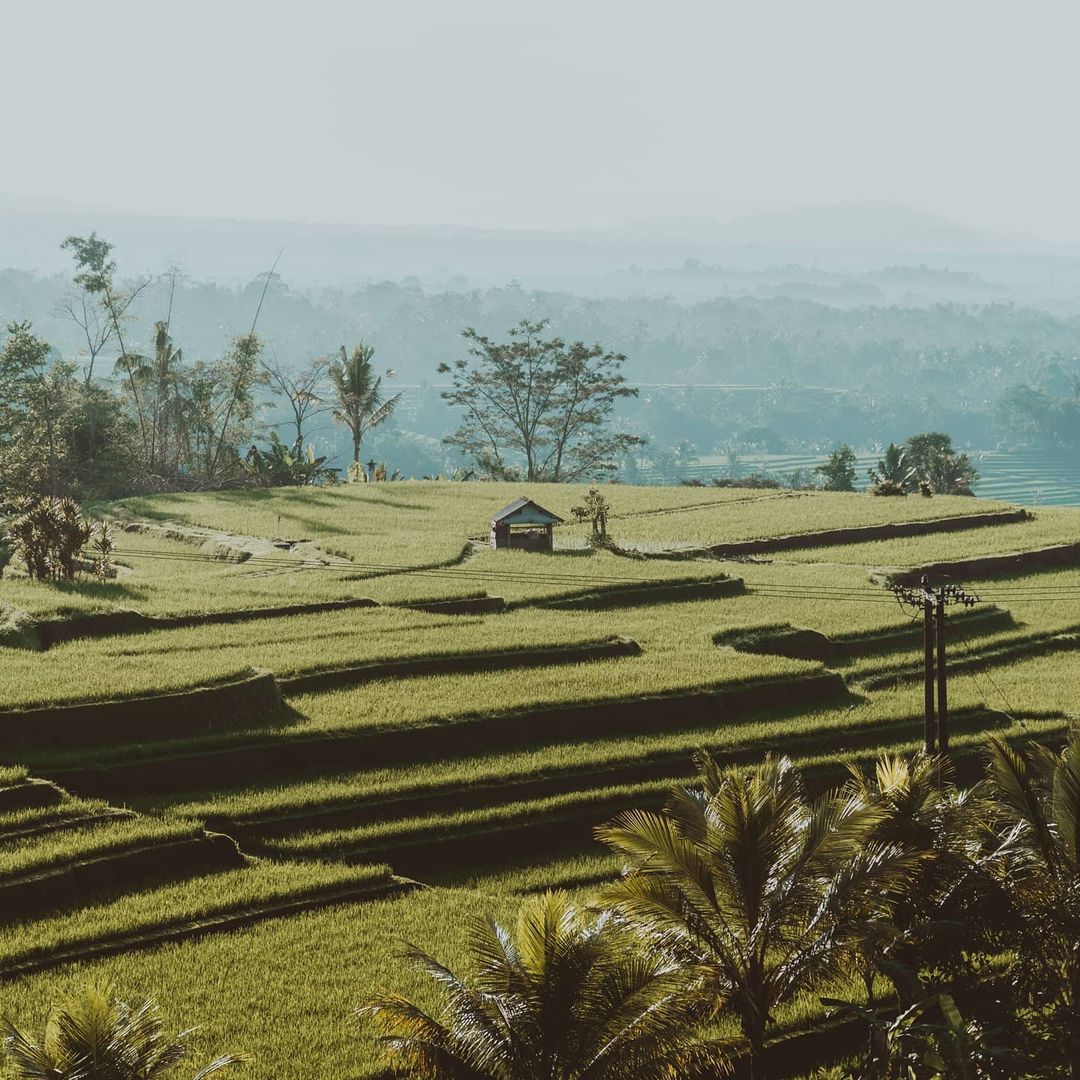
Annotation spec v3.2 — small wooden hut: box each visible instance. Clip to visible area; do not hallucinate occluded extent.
[490,498,564,553]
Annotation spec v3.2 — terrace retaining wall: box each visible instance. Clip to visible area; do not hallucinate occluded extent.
[0,779,64,813]
[47,670,848,799]
[0,876,414,982]
[870,541,1080,586]
[704,507,1030,557]
[278,636,642,696]
[30,597,380,649]
[536,575,745,611]
[716,607,1016,663]
[400,595,507,615]
[253,705,1019,868]
[0,669,282,751]
[0,832,242,919]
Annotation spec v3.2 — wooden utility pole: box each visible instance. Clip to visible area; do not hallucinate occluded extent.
[889,577,979,756]
[922,577,937,755]
[936,589,949,752]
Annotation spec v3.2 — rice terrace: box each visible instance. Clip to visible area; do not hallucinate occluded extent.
[1,478,1078,1076]
[11,5,1080,1077]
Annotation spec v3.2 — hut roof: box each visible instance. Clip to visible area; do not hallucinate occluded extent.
[491,497,564,525]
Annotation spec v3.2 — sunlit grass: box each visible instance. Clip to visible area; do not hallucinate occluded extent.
[0,859,391,968]
[1,483,1078,1078]
[0,817,200,880]
[780,505,1078,566]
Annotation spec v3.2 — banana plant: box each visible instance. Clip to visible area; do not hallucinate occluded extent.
[244,432,337,487]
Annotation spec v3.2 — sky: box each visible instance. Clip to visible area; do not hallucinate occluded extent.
[3,0,1079,242]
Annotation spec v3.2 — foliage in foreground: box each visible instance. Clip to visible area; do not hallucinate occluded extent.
[597,751,918,1078]
[2,981,245,1080]
[365,735,1080,1079]
[360,889,727,1079]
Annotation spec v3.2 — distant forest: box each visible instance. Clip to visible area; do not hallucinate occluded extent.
[3,261,1080,482]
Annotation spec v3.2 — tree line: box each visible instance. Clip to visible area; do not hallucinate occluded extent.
[814,434,979,496]
[7,734,1079,1078]
[0,235,649,504]
[1,232,1039,505]
[0,235,408,506]
[5,254,1080,466]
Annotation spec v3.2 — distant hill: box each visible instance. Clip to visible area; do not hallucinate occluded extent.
[697,201,1047,255]
[0,201,1077,299]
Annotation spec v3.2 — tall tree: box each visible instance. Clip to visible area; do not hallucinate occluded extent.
[126,320,188,477]
[438,320,643,482]
[815,444,858,491]
[0,321,49,438]
[868,442,916,493]
[261,353,329,450]
[61,234,151,450]
[0,322,59,496]
[596,752,915,1079]
[903,432,978,495]
[360,890,725,1079]
[329,343,400,467]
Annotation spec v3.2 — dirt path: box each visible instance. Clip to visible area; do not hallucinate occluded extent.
[110,518,354,570]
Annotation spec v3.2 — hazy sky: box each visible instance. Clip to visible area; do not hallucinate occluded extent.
[4,0,1078,240]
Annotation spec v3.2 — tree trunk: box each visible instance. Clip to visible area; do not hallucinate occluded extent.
[746,1034,764,1080]
[1070,954,1080,1079]
[44,395,57,498]
[743,1014,766,1080]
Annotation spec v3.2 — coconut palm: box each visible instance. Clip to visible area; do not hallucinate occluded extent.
[868,443,916,495]
[328,342,401,467]
[133,320,187,475]
[842,755,1005,1016]
[847,755,998,919]
[595,752,918,1079]
[923,449,978,496]
[984,734,1080,1077]
[2,982,245,1079]
[359,889,727,1079]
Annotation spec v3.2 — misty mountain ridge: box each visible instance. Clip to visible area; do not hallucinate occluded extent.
[1,200,1077,305]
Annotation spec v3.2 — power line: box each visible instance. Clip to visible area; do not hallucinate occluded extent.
[104,544,889,593]
[94,544,1080,610]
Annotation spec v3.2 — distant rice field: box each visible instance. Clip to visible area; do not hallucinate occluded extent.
[634,448,1080,506]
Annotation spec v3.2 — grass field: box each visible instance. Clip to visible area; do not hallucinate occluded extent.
[1,480,1078,1077]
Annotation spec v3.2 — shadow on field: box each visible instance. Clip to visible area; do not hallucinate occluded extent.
[39,580,151,605]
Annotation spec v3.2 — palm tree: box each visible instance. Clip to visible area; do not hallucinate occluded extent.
[868,443,915,494]
[985,734,1080,1077]
[359,890,727,1079]
[595,753,917,1079]
[137,320,187,476]
[924,450,978,496]
[842,755,1004,1018]
[2,982,245,1079]
[329,343,401,469]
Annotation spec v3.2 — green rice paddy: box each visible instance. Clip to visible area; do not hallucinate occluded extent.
[1,480,1078,1076]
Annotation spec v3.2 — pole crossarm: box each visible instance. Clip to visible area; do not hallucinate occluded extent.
[888,578,981,613]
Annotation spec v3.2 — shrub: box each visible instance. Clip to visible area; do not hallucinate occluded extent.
[570,488,613,546]
[6,496,91,582]
[870,479,908,496]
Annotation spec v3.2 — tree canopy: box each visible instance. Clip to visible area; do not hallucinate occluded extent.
[438,320,643,482]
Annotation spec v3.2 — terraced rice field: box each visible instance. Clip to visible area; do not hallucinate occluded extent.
[1,480,1078,1076]
[643,448,1080,506]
